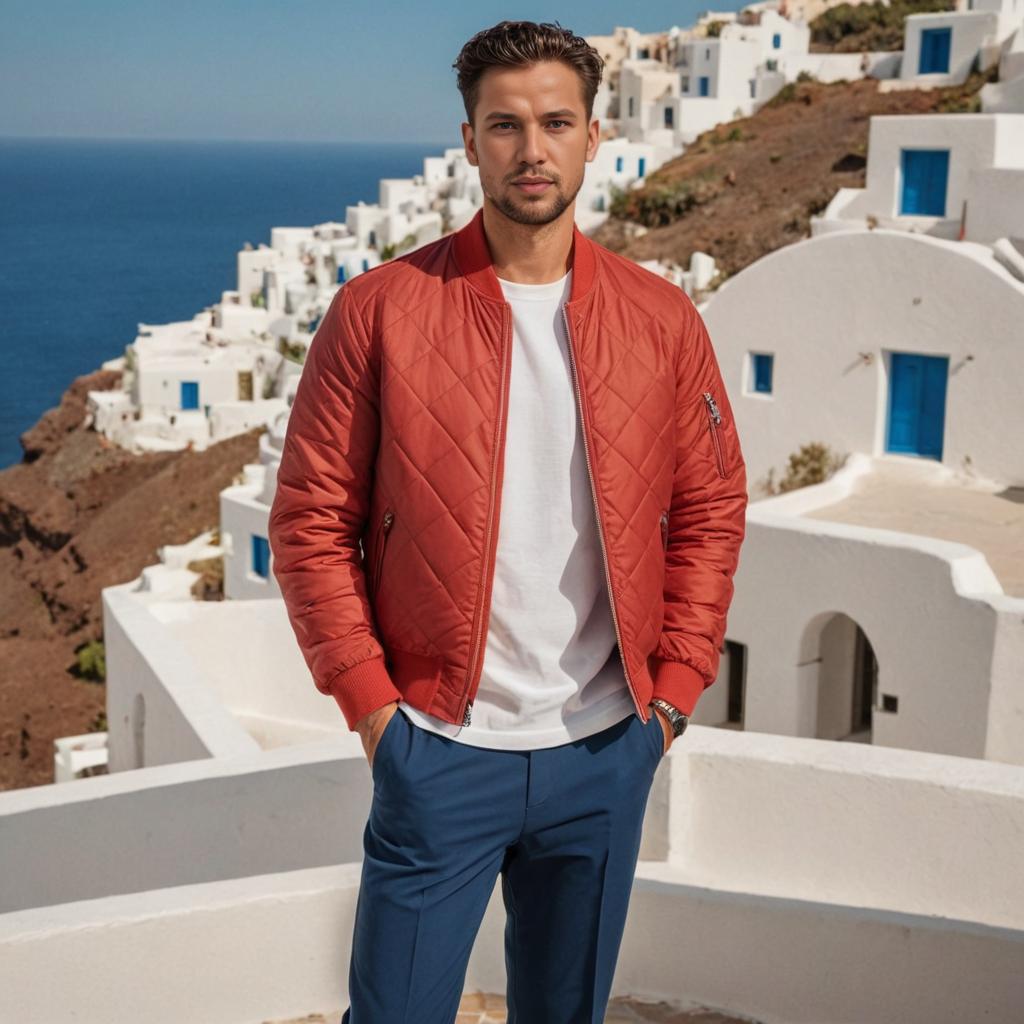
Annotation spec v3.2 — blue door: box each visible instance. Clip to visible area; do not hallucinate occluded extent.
[919,27,951,74]
[699,76,709,97]
[886,353,948,459]
[638,156,646,177]
[900,149,948,216]
[180,381,199,410]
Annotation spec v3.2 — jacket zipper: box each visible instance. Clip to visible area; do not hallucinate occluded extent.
[461,305,513,727]
[660,509,669,550]
[372,509,394,595]
[703,391,727,478]
[562,304,647,722]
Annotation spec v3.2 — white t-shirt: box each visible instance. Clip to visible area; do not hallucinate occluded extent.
[398,268,636,749]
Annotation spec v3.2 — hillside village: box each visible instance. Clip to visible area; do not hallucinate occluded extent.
[2,1,1024,1021]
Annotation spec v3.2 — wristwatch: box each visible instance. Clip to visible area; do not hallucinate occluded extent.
[649,698,689,738]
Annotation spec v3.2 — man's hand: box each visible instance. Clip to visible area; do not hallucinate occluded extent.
[356,700,400,768]
[652,705,674,755]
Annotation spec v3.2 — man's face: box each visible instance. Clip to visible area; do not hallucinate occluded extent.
[462,60,599,227]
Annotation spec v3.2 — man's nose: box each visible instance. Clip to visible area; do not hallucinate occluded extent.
[517,125,547,167]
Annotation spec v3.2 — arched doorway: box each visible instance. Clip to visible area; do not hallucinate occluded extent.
[812,613,878,742]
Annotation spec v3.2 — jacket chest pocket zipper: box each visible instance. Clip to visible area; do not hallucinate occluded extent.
[660,509,669,551]
[703,392,727,479]
[372,509,394,596]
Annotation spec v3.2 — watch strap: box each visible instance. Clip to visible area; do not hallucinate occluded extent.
[650,698,689,738]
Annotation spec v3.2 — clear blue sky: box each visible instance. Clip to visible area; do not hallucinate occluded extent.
[1,1,738,143]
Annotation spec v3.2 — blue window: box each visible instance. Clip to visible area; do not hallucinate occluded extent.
[362,258,369,272]
[900,149,949,216]
[772,32,781,48]
[251,534,270,578]
[918,27,951,74]
[752,353,773,393]
[638,156,646,177]
[180,381,199,410]
[307,314,321,333]
[369,230,376,246]
[699,76,710,97]
[336,264,347,284]
[615,155,624,172]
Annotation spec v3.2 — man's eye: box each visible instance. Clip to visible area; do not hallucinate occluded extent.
[493,121,570,130]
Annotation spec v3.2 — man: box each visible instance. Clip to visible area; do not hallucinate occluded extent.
[268,19,747,1024]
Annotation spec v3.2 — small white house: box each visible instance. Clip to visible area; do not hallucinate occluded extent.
[814,112,1024,246]
[220,415,286,600]
[900,0,1020,85]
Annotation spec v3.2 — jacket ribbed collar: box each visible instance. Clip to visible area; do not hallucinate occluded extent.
[451,206,598,306]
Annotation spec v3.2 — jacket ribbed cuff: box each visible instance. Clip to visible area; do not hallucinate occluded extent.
[649,656,708,717]
[324,655,402,731]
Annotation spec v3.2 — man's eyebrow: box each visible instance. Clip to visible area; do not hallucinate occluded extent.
[483,109,578,121]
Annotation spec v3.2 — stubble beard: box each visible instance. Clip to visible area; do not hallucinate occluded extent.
[485,172,583,227]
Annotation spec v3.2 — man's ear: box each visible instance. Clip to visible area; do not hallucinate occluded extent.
[461,122,477,166]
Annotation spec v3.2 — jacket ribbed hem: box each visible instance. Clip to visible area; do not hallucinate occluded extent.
[325,655,402,731]
[649,656,708,717]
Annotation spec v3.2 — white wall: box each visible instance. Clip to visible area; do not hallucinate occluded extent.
[3,723,1024,1022]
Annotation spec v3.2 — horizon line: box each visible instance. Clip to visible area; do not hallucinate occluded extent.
[0,133,462,147]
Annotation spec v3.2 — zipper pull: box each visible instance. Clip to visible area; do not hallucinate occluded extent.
[382,509,394,532]
[703,391,721,424]
[462,700,473,726]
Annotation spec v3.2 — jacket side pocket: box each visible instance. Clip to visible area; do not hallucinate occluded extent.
[371,508,394,596]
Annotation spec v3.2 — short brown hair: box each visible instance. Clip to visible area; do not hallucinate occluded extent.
[452,20,604,129]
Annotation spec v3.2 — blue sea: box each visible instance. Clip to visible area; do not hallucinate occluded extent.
[0,136,455,469]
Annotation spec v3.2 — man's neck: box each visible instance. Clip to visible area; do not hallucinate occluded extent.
[482,202,575,285]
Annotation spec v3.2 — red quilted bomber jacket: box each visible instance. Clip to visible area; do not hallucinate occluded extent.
[268,208,748,731]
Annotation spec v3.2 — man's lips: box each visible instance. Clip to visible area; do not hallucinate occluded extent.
[513,179,553,193]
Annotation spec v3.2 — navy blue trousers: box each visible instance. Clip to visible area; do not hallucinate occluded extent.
[340,705,665,1024]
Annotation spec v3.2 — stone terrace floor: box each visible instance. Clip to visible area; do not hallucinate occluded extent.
[267,991,761,1022]
[802,456,1024,597]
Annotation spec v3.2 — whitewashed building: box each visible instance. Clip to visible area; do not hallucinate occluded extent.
[980,22,1024,109]
[898,0,1023,86]
[88,314,287,454]
[812,112,1024,254]
[696,227,1024,763]
[220,413,286,600]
